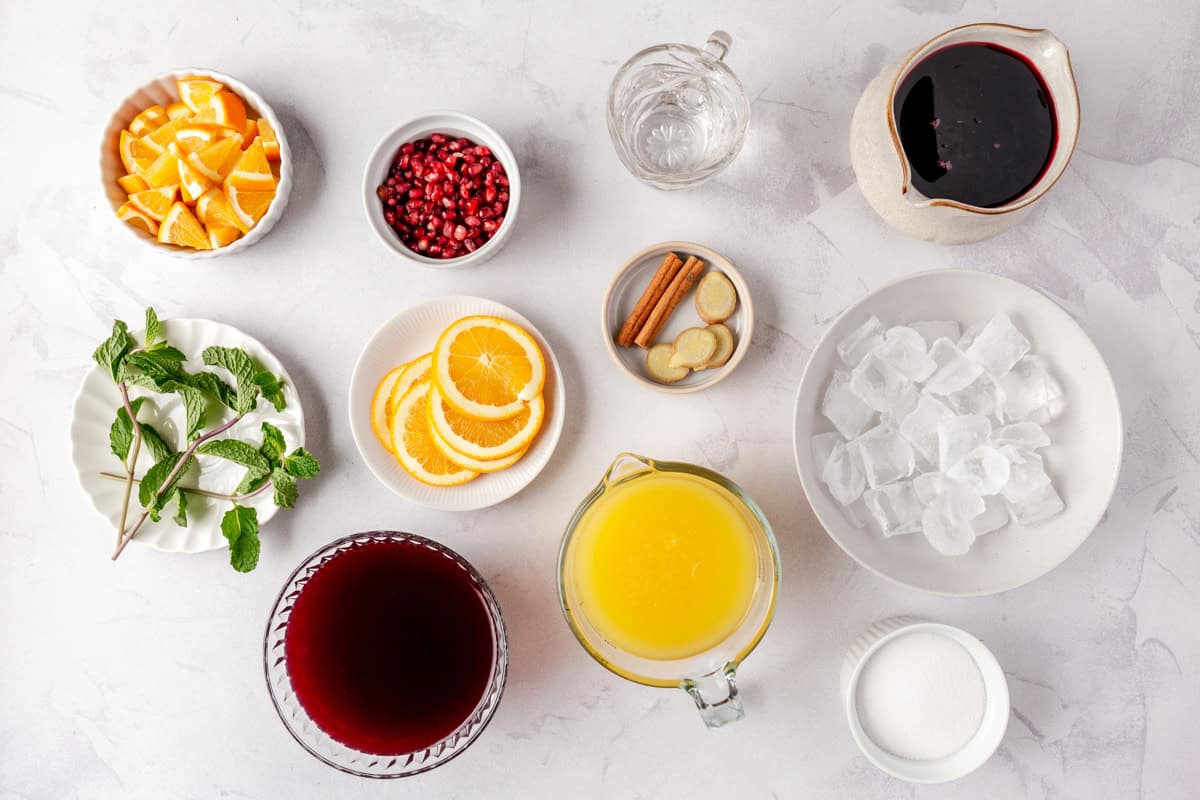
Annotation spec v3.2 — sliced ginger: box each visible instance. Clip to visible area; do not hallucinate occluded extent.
[667,327,717,370]
[695,271,738,324]
[646,343,689,384]
[696,323,734,371]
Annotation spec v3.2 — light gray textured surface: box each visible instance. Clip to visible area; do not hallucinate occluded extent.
[2,1,1197,797]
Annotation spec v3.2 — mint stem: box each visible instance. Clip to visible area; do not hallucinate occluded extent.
[111,412,244,561]
[97,471,270,502]
[116,384,142,549]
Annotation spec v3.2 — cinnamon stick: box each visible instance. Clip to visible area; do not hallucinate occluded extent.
[616,252,683,347]
[634,256,705,348]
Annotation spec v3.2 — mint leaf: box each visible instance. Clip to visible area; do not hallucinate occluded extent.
[140,423,174,462]
[124,372,167,392]
[271,467,297,508]
[172,489,188,527]
[109,398,146,460]
[165,381,207,442]
[93,320,134,381]
[221,506,260,572]
[283,447,321,479]
[126,349,187,386]
[202,346,260,414]
[138,453,192,520]
[259,422,286,466]
[196,439,271,477]
[235,469,270,495]
[254,371,286,412]
[189,372,238,410]
[145,307,163,345]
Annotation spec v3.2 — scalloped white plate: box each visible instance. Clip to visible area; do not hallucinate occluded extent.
[70,318,305,553]
[348,297,565,511]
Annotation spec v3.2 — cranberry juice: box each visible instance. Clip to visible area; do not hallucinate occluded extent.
[893,43,1056,208]
[284,538,496,755]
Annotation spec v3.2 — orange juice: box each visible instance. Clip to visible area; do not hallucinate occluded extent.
[568,471,760,661]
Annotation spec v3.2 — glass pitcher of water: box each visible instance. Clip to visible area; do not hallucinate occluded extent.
[607,31,750,190]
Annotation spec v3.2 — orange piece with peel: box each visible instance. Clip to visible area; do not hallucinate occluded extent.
[129,105,168,136]
[165,101,191,120]
[157,202,210,249]
[117,173,148,193]
[117,202,159,236]
[119,130,157,176]
[206,222,240,249]
[224,139,275,192]
[129,184,179,222]
[186,135,242,183]
[226,183,275,232]
[196,90,247,132]
[174,121,233,153]
[143,150,181,188]
[178,78,224,113]
[140,118,187,155]
[256,118,281,161]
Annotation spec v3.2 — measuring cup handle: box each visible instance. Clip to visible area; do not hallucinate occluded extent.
[704,30,732,61]
[681,662,744,728]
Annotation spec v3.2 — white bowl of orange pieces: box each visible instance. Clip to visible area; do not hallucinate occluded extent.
[348,296,566,512]
[100,68,292,257]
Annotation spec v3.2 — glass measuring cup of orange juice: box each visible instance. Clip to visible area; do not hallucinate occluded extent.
[558,453,779,727]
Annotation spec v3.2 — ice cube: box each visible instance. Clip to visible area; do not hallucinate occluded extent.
[822,440,866,505]
[958,321,986,350]
[973,495,1010,535]
[811,432,843,474]
[998,445,1051,504]
[910,320,962,349]
[992,422,1050,451]
[922,482,985,556]
[899,394,955,462]
[1006,481,1065,525]
[924,340,984,396]
[913,471,952,505]
[938,414,992,472]
[851,352,919,416]
[837,316,886,368]
[821,371,877,439]
[945,371,1005,420]
[877,326,937,382]
[965,314,1032,377]
[852,424,915,488]
[945,445,1011,495]
[1000,355,1066,423]
[863,480,924,537]
[844,497,871,528]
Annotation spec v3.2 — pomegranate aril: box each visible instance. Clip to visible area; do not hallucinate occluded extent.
[431,133,447,144]
[464,238,478,252]
[482,219,498,233]
[464,215,481,227]
[400,143,414,155]
[484,186,497,203]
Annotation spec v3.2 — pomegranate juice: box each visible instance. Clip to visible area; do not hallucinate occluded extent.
[284,538,496,755]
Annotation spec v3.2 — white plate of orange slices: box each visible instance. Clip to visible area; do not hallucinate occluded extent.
[348,296,565,511]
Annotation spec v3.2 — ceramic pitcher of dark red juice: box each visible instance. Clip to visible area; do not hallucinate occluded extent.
[849,23,1080,244]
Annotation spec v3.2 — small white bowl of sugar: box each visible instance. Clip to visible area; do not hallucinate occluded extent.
[841,617,1009,783]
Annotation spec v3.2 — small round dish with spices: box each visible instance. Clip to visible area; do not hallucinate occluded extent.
[602,241,754,394]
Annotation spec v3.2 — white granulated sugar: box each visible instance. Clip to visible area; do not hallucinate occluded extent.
[855,631,986,762]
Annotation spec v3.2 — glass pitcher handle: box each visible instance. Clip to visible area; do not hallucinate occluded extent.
[703,31,732,61]
[681,662,744,728]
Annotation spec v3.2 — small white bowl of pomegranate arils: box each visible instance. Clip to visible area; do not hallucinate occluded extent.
[362,112,520,268]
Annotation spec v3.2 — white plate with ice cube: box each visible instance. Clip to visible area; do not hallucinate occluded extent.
[792,270,1122,596]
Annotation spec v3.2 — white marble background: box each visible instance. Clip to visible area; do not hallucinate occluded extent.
[2,0,1198,797]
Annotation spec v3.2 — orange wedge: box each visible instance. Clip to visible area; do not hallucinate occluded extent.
[140,118,187,155]
[119,130,158,176]
[256,117,281,161]
[427,386,544,460]
[157,202,209,249]
[117,173,148,193]
[166,101,192,121]
[117,202,159,236]
[178,78,225,113]
[432,316,547,421]
[206,222,240,249]
[225,139,275,192]
[177,155,213,203]
[226,183,275,232]
[371,364,407,453]
[196,90,247,132]
[389,381,478,487]
[143,150,181,188]
[129,184,179,222]
[242,118,258,145]
[174,121,233,153]
[194,188,240,229]
[429,423,528,473]
[129,104,168,136]
[186,135,242,183]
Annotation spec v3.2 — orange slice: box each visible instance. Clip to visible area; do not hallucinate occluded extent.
[256,117,281,161]
[428,385,544,460]
[371,365,407,454]
[196,90,247,132]
[177,155,213,203]
[129,184,178,222]
[174,121,233,153]
[429,423,528,473]
[389,381,478,487]
[129,104,168,136]
[225,139,275,191]
[117,173,148,193]
[143,150,181,188]
[119,130,157,176]
[140,118,187,155]
[186,135,242,183]
[194,188,240,229]
[242,118,258,145]
[178,78,225,113]
[157,202,209,249]
[165,101,192,121]
[385,354,433,443]
[432,316,547,420]
[226,183,275,232]
[206,222,240,249]
[117,202,159,236]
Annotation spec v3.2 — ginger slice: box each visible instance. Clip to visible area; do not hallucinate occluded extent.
[646,343,689,383]
[667,327,717,369]
[695,271,738,323]
[696,323,735,371]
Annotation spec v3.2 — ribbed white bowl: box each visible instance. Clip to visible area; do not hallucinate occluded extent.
[69,318,305,553]
[100,68,293,259]
[348,297,564,511]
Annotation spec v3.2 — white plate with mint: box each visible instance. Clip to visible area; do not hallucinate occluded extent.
[793,270,1122,596]
[69,310,319,571]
